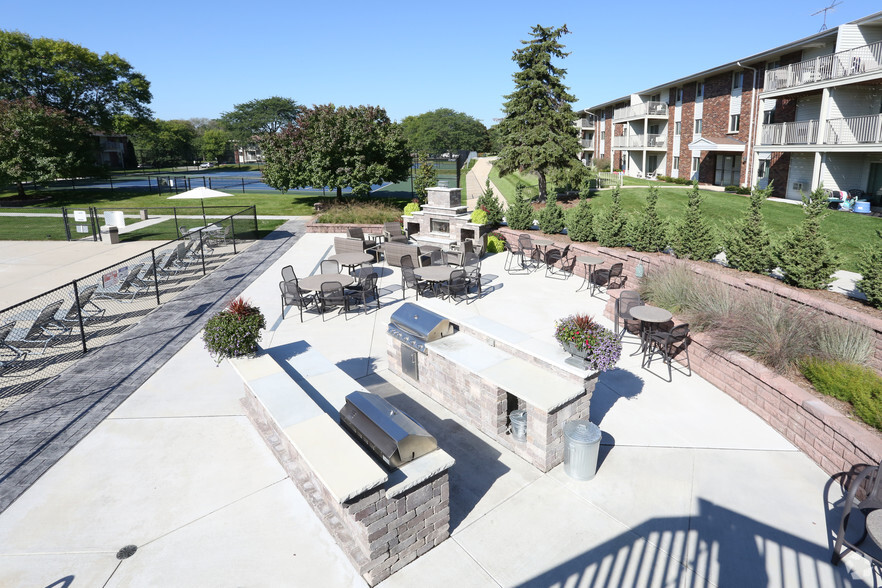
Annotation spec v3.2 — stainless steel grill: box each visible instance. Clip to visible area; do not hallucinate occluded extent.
[387,303,455,354]
[340,391,437,468]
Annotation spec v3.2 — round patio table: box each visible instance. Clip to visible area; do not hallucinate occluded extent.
[866,510,882,549]
[531,238,554,266]
[415,266,456,296]
[328,252,373,271]
[297,273,355,292]
[628,305,673,361]
[576,255,605,296]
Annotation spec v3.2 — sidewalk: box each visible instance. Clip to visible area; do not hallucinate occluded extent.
[466,156,504,211]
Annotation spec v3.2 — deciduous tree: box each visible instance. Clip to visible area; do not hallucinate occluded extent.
[400,108,489,154]
[496,24,580,201]
[220,96,300,144]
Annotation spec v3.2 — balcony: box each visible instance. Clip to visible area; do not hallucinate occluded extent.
[825,114,882,145]
[759,121,819,146]
[574,115,595,129]
[611,134,667,149]
[580,139,594,149]
[613,101,668,121]
[763,40,882,93]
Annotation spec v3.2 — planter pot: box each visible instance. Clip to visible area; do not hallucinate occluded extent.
[562,341,597,370]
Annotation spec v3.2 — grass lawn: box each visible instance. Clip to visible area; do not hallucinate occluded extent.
[120,219,286,242]
[0,215,68,240]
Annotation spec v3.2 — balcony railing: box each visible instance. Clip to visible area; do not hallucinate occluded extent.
[612,134,667,149]
[613,101,668,121]
[764,40,882,92]
[825,113,882,145]
[759,120,819,145]
[574,116,595,129]
[580,139,593,148]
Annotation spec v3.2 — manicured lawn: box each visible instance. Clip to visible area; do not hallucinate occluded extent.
[0,215,68,240]
[120,219,286,242]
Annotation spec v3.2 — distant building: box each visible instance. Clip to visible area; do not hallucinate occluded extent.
[93,132,129,168]
[234,145,262,164]
[579,10,882,204]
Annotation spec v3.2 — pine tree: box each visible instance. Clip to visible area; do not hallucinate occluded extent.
[505,184,535,230]
[566,193,596,242]
[595,187,629,247]
[538,195,565,234]
[723,182,774,273]
[475,179,503,227]
[857,231,882,308]
[496,25,580,201]
[628,186,667,252]
[413,152,437,203]
[669,183,718,261]
[773,186,838,289]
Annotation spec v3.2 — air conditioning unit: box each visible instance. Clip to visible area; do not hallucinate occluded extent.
[792,182,804,191]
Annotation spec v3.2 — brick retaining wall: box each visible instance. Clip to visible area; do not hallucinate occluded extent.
[306,222,384,235]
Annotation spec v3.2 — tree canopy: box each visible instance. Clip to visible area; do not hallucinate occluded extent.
[220,96,300,144]
[495,24,580,200]
[400,108,489,154]
[0,30,152,130]
[259,104,411,198]
[0,97,95,197]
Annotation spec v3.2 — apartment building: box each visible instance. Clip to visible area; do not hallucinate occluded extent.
[580,11,882,205]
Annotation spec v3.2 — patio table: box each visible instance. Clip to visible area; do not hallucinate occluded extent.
[576,255,604,296]
[866,510,882,549]
[628,305,673,361]
[328,252,373,272]
[414,266,454,296]
[297,273,355,292]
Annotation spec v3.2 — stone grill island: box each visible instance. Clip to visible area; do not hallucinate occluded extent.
[403,186,486,249]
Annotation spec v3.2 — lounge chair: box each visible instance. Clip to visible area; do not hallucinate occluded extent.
[94,263,147,300]
[9,300,72,355]
[0,321,27,373]
[383,221,408,243]
[56,284,106,326]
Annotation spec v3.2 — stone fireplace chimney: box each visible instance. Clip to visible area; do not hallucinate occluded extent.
[403,187,485,249]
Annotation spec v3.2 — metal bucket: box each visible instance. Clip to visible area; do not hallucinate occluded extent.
[510,409,527,442]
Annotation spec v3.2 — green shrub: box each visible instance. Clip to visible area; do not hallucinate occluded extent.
[471,208,488,225]
[736,186,751,194]
[594,187,628,247]
[403,201,420,216]
[486,233,506,254]
[628,186,668,252]
[857,231,882,308]
[592,156,610,172]
[565,194,596,242]
[537,195,565,234]
[475,179,503,227]
[724,185,739,192]
[800,358,882,431]
[318,201,402,224]
[505,185,535,230]
[668,182,718,261]
[202,298,266,364]
[723,183,773,274]
[772,186,838,289]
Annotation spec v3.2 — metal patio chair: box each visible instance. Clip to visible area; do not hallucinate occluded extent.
[279,280,316,322]
[832,459,882,567]
[442,268,469,302]
[56,284,106,326]
[346,272,381,313]
[401,265,432,300]
[318,281,353,320]
[0,321,27,373]
[94,263,147,301]
[320,259,340,274]
[10,300,72,355]
[592,262,624,293]
[644,323,692,381]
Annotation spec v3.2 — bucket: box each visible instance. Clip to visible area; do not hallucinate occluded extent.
[510,409,527,442]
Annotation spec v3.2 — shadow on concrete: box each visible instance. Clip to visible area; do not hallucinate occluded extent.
[590,368,644,425]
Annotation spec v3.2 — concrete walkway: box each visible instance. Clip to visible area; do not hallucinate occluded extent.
[0,230,876,587]
[466,156,504,211]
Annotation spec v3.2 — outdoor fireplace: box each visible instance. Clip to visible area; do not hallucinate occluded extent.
[403,186,485,249]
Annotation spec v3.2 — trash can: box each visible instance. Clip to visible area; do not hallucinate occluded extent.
[106,226,120,244]
[510,409,527,442]
[563,420,602,480]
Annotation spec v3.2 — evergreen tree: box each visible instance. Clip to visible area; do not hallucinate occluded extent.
[496,25,580,201]
[565,193,596,242]
[505,184,535,230]
[723,182,774,273]
[669,183,718,260]
[628,186,668,252]
[595,187,629,247]
[413,152,437,203]
[772,186,838,289]
[475,179,503,227]
[857,231,882,308]
[538,195,565,234]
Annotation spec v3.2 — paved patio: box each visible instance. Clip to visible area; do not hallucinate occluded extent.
[0,230,877,587]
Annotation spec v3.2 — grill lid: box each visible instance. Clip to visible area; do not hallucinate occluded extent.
[340,391,437,468]
[389,303,454,342]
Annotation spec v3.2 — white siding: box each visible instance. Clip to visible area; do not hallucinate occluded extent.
[857,24,882,45]
[835,24,866,52]
[820,153,871,192]
[828,87,882,119]
[802,42,835,60]
[786,153,815,200]
[796,95,822,122]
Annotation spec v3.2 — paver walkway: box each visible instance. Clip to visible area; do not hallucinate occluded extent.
[0,220,306,513]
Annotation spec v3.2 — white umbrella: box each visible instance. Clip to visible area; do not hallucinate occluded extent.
[166,186,233,200]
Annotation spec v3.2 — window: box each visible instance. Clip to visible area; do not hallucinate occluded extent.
[696,82,703,97]
[732,72,742,90]
[675,121,681,136]
[692,156,700,172]
[694,119,702,134]
[676,88,683,102]
[673,156,680,169]
[600,131,605,141]
[763,110,775,125]
[650,93,660,102]
[729,114,741,133]
[757,160,769,179]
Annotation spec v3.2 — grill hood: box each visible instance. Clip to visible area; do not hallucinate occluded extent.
[388,303,455,353]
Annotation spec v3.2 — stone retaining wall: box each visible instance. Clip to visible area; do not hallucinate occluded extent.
[306,222,383,235]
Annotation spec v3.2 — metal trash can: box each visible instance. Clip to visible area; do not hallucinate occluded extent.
[563,420,602,480]
[510,409,527,442]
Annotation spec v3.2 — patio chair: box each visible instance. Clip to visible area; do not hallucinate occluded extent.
[503,240,522,274]
[279,280,316,322]
[832,459,882,566]
[10,300,72,355]
[615,291,643,342]
[320,259,340,274]
[347,272,380,313]
[178,225,189,238]
[428,250,444,266]
[56,284,106,326]
[517,234,539,270]
[318,281,352,321]
[155,249,180,281]
[281,265,298,284]
[644,323,691,381]
[94,263,146,300]
[442,268,469,302]
[592,262,624,293]
[401,265,433,300]
[463,253,482,293]
[0,321,27,373]
[383,221,409,243]
[208,225,231,247]
[545,245,576,279]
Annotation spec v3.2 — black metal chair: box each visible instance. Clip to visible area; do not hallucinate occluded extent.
[832,459,882,566]
[281,265,297,284]
[318,281,351,321]
[545,245,576,279]
[615,291,643,342]
[644,323,691,381]
[442,268,469,301]
[463,253,482,294]
[517,234,538,270]
[593,262,624,293]
[279,280,315,322]
[347,272,380,313]
[401,265,432,300]
[428,250,444,266]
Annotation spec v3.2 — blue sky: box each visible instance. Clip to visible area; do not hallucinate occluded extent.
[4,1,881,127]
